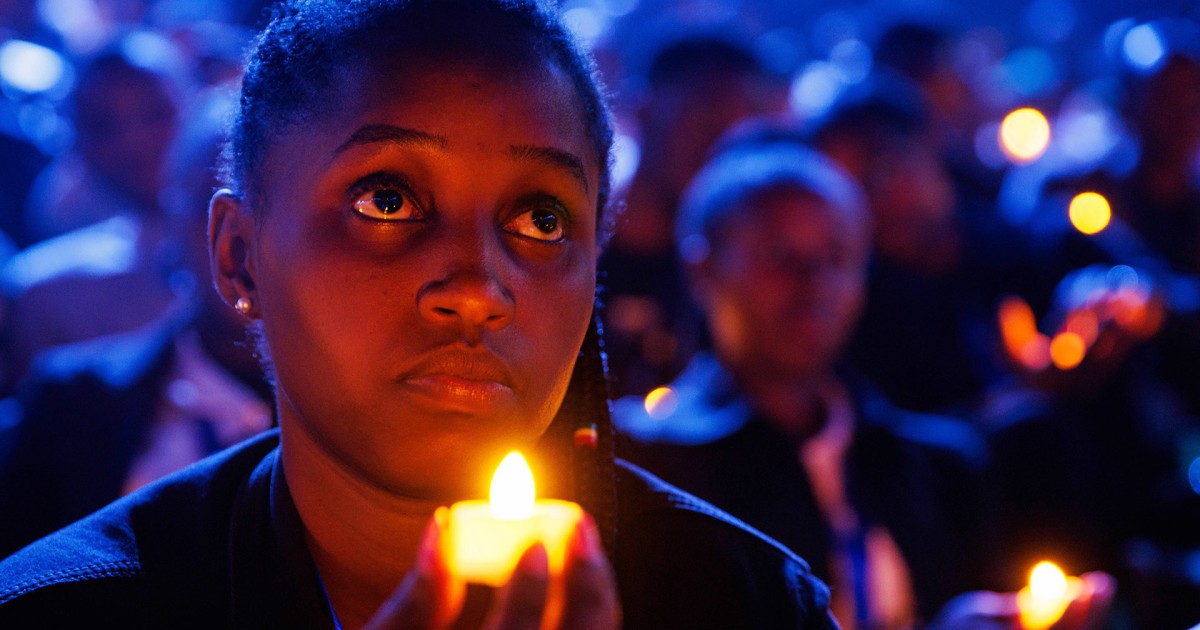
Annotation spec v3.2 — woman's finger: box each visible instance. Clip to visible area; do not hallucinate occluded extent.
[484,543,550,630]
[556,515,621,630]
[1054,571,1116,630]
[365,509,460,630]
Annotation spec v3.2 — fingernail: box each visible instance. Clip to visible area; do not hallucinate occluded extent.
[516,542,549,579]
[583,514,602,557]
[573,513,602,562]
[416,511,442,573]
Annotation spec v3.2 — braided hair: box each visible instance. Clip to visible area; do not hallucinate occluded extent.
[222,0,619,554]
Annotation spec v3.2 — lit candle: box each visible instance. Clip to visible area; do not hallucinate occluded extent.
[1017,561,1082,630]
[445,451,583,586]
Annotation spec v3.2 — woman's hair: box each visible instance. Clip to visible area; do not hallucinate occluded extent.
[222,0,615,235]
[223,0,619,552]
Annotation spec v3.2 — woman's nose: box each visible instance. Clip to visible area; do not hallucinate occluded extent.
[417,268,515,335]
[420,276,515,330]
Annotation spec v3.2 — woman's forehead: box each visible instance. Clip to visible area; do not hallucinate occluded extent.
[251,54,600,210]
[281,54,591,160]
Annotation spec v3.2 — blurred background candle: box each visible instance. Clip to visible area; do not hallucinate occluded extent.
[1017,561,1082,629]
[446,451,583,586]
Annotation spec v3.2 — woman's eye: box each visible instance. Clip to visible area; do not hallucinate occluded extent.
[352,186,422,221]
[505,206,566,242]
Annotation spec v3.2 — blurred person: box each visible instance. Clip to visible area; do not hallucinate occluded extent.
[0,93,272,557]
[615,140,1113,629]
[2,33,190,383]
[983,264,1200,628]
[812,83,1031,413]
[25,31,183,241]
[1119,54,1200,428]
[1124,54,1200,274]
[600,32,789,398]
[873,24,979,170]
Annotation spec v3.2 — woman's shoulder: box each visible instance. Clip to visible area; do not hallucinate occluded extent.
[614,459,838,630]
[0,430,281,626]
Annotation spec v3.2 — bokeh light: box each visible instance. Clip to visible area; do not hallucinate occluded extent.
[1123,23,1166,72]
[999,107,1051,163]
[1029,561,1069,600]
[1068,192,1112,235]
[1049,331,1086,370]
[998,296,1052,371]
[643,386,679,420]
[791,61,844,120]
[1064,309,1099,346]
[0,40,66,94]
[1189,457,1200,495]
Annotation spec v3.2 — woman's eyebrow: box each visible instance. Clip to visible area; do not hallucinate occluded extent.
[510,144,590,193]
[334,124,448,155]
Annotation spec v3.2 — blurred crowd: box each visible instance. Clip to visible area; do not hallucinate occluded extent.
[0,0,1198,627]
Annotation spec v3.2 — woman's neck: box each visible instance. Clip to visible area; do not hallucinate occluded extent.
[280,423,442,629]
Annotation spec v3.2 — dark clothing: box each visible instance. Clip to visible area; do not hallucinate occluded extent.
[0,314,272,558]
[0,319,179,557]
[615,354,989,622]
[0,430,838,629]
[843,257,997,414]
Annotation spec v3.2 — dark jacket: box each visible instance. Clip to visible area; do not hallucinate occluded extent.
[615,354,989,622]
[0,318,180,557]
[0,313,273,558]
[0,430,838,629]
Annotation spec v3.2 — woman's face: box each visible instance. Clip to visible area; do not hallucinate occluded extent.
[220,54,600,498]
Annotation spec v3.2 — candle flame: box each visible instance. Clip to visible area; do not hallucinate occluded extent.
[490,451,535,520]
[1029,562,1068,600]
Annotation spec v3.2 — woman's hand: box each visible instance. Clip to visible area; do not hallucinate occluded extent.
[364,510,620,630]
[925,571,1115,630]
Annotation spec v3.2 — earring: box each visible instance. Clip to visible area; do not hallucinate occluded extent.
[234,297,252,315]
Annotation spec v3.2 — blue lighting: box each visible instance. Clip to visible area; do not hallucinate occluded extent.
[1002,47,1059,96]
[1123,24,1166,72]
[1188,456,1200,495]
[563,2,610,48]
[0,40,66,94]
[791,61,843,120]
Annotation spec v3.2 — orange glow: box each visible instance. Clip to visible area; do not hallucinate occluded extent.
[1068,192,1112,235]
[1021,334,1052,372]
[999,296,1050,370]
[1063,309,1099,346]
[447,452,582,587]
[643,386,679,419]
[1049,332,1086,370]
[999,297,1038,351]
[1018,561,1079,629]
[1000,108,1051,163]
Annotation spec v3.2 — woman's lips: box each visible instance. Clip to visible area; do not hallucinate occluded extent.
[401,374,515,407]
[398,350,518,410]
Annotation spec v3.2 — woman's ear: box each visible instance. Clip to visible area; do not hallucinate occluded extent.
[209,189,259,318]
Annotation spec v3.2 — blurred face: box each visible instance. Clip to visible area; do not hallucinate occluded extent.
[820,130,960,272]
[76,65,179,209]
[222,54,600,498]
[693,185,869,380]
[641,70,787,197]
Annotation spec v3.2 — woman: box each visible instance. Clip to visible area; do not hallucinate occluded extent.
[0,1,835,628]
